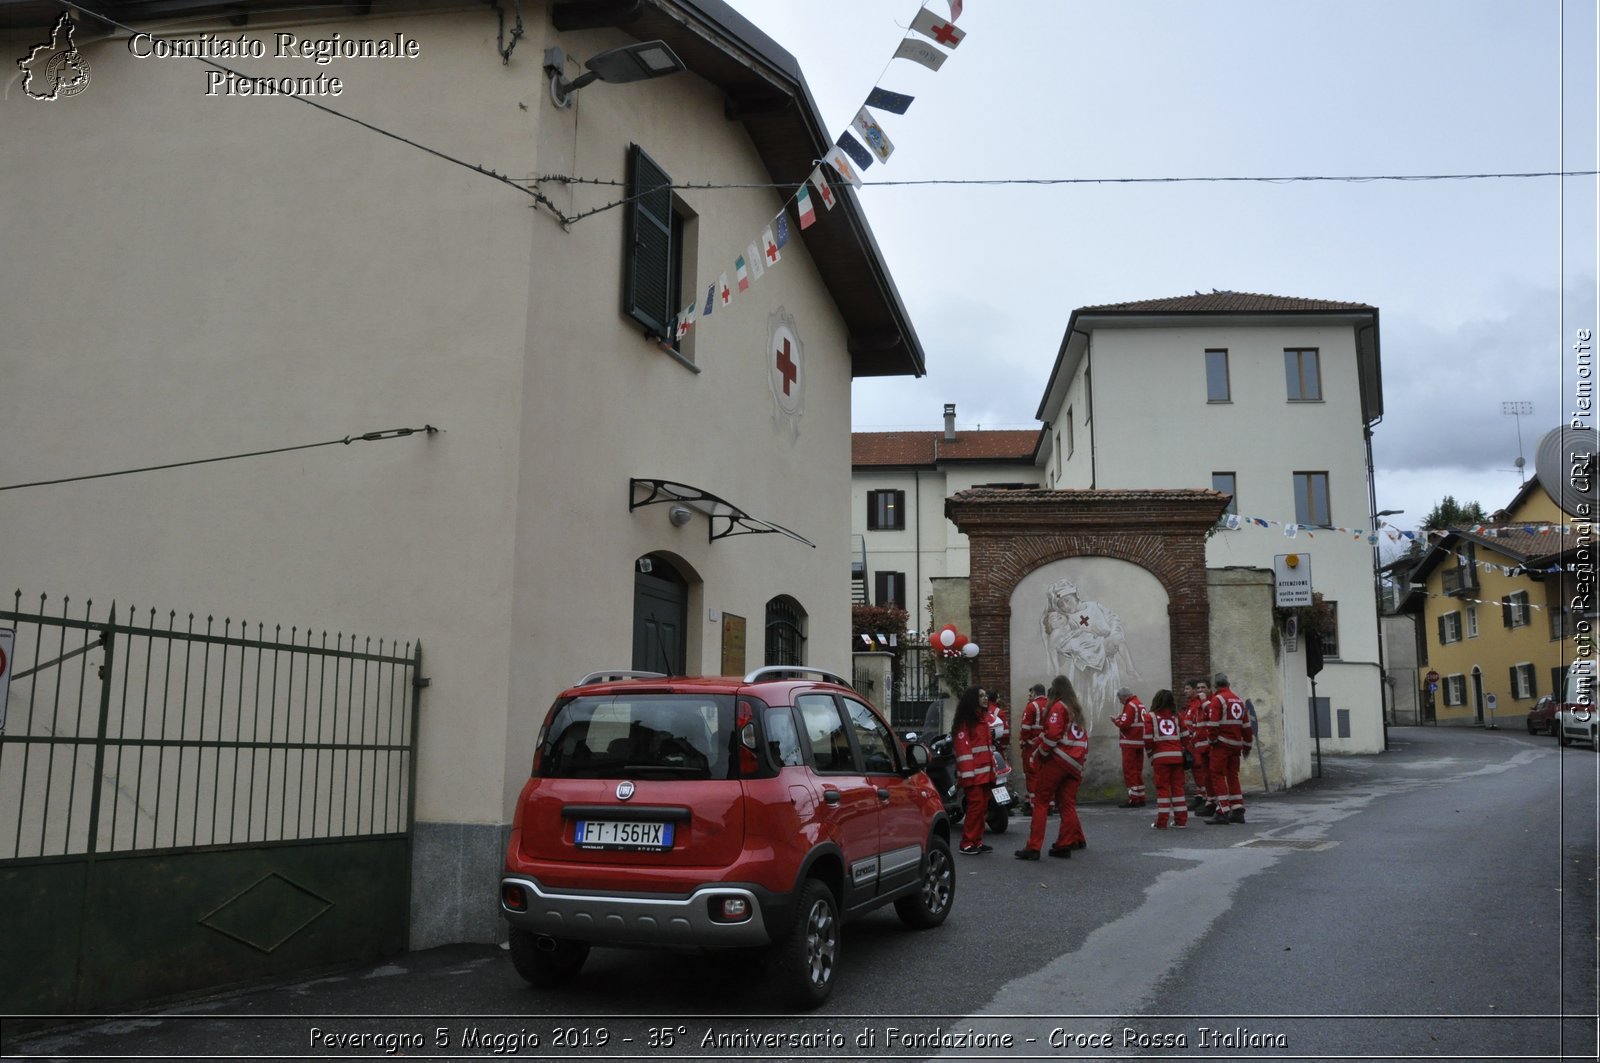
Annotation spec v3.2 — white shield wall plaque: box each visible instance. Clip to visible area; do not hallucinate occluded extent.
[768,308,804,437]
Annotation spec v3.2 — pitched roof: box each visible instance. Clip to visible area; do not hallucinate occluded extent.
[853,429,1040,467]
[1078,290,1377,314]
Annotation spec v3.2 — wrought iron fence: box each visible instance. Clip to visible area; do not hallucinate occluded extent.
[0,591,420,862]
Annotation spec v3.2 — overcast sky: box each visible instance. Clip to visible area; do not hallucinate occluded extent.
[729,0,1598,538]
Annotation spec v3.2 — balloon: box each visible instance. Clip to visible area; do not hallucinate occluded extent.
[936,626,957,649]
[962,642,980,658]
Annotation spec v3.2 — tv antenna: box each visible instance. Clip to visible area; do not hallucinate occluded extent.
[1502,401,1532,483]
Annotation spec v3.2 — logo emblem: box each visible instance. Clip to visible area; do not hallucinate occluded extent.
[615,781,635,800]
[767,307,804,438]
[18,13,92,101]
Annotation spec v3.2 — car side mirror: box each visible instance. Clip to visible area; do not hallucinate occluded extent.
[904,741,930,773]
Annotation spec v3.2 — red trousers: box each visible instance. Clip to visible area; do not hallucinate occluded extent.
[1189,749,1211,800]
[1208,746,1242,813]
[961,784,990,849]
[1026,760,1083,851]
[1119,746,1146,802]
[1151,761,1187,826]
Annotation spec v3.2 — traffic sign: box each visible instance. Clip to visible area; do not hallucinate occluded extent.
[1274,553,1313,607]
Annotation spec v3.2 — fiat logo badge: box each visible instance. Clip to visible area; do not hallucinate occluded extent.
[616,781,635,800]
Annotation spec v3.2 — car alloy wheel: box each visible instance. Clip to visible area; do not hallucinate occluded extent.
[896,837,954,928]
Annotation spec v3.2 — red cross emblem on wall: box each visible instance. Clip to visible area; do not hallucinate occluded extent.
[775,338,798,395]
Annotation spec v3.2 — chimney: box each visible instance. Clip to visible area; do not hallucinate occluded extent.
[943,403,956,441]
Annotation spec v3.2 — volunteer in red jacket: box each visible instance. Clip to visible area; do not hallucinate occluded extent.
[1015,674,1089,860]
[1181,679,1213,814]
[1204,672,1254,824]
[1112,686,1147,807]
[1142,688,1189,828]
[951,685,996,854]
[1018,684,1047,801]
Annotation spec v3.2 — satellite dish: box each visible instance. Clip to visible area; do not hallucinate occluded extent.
[1533,426,1598,516]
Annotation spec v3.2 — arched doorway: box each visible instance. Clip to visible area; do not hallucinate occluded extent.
[633,555,687,675]
[764,595,807,666]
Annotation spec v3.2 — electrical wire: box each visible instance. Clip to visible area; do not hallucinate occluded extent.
[533,169,1600,224]
[0,426,441,492]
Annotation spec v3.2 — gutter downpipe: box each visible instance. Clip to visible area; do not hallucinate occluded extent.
[1359,318,1388,751]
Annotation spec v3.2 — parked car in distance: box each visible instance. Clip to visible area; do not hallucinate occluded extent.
[499,666,955,1008]
[1526,694,1561,735]
[1557,660,1598,749]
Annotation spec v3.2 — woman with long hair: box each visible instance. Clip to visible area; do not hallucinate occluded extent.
[951,685,996,855]
[1143,688,1188,829]
[1016,674,1090,860]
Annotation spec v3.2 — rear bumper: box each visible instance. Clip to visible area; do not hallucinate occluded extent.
[500,875,780,947]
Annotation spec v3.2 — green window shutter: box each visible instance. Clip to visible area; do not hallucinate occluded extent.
[1437,615,1446,643]
[1509,665,1517,696]
[623,144,675,338]
[1501,596,1512,628]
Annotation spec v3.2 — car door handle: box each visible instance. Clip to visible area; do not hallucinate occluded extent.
[876,788,891,801]
[822,789,841,804]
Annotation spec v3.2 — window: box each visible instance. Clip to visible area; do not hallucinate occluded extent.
[1443,545,1479,595]
[1438,611,1463,644]
[764,595,807,666]
[797,694,854,772]
[1466,606,1479,638]
[1285,348,1322,401]
[763,707,805,767]
[1293,471,1331,526]
[1319,601,1340,659]
[1502,591,1531,629]
[622,144,693,344]
[1212,472,1238,515]
[867,489,905,530]
[874,571,907,608]
[1065,407,1074,458]
[1444,674,1467,706]
[1510,663,1537,700]
[1205,349,1231,402]
[843,698,898,774]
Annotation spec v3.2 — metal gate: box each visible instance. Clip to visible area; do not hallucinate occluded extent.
[892,651,943,731]
[0,592,421,1014]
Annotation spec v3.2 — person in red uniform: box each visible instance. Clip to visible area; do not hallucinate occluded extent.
[1112,686,1147,807]
[951,685,995,854]
[1142,688,1189,828]
[1181,679,1213,814]
[1015,674,1089,860]
[1204,672,1253,824]
[1018,683,1047,803]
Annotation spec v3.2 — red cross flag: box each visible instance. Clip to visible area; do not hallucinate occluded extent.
[911,6,966,48]
[760,226,781,267]
[718,272,732,306]
[809,167,836,211]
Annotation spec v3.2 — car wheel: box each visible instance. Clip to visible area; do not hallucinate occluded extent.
[895,836,955,929]
[774,878,839,1008]
[507,929,589,989]
[1527,720,1537,734]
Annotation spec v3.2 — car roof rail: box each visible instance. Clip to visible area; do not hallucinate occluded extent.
[742,665,853,688]
[574,670,669,686]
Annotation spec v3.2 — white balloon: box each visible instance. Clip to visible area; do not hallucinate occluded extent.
[938,629,956,648]
[962,642,980,657]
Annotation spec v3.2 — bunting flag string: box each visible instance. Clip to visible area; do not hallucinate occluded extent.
[1217,512,1577,575]
[653,1,970,356]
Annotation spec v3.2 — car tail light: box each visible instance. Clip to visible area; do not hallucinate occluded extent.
[736,700,759,776]
[710,895,750,922]
[501,883,527,912]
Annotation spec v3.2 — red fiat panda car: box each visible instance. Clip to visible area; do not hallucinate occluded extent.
[499,667,954,1007]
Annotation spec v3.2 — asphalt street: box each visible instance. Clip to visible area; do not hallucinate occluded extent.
[6,726,1596,1063]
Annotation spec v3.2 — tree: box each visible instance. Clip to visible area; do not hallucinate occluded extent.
[1421,495,1488,531]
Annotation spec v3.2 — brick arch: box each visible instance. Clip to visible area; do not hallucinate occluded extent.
[945,488,1230,706]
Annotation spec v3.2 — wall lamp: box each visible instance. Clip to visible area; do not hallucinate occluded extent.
[543,40,685,108]
[668,504,693,527]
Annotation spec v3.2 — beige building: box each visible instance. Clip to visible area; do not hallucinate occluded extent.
[1,0,923,966]
[1402,477,1585,726]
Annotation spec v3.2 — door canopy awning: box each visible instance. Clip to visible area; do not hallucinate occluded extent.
[629,478,815,547]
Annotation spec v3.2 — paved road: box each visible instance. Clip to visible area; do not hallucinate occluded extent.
[7,726,1595,1062]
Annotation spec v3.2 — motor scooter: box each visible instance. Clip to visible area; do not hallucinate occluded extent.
[900,716,1014,834]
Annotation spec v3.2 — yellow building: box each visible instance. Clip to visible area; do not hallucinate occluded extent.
[1405,479,1583,725]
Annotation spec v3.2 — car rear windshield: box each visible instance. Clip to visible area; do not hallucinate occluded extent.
[538,694,736,780]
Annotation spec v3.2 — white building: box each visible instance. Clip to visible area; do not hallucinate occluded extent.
[0,0,925,984]
[1036,291,1385,752]
[851,404,1040,634]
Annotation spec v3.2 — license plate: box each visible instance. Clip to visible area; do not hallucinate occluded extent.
[576,819,674,850]
[991,785,1011,804]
